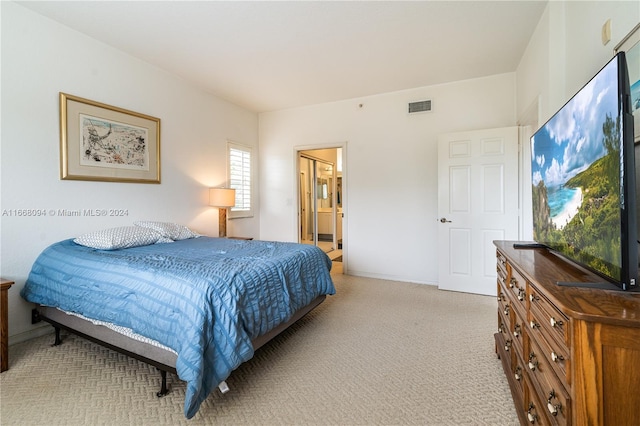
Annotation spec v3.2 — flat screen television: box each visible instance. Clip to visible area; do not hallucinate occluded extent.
[529,52,637,290]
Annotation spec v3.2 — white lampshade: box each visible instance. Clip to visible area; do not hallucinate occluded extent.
[209,188,236,208]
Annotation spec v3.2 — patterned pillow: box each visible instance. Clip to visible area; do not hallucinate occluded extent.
[74,226,162,250]
[134,221,200,241]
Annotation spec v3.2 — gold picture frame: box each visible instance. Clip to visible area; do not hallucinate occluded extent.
[615,23,640,143]
[60,93,161,183]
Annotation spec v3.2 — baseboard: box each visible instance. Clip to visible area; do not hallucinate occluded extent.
[8,324,53,346]
[346,270,438,286]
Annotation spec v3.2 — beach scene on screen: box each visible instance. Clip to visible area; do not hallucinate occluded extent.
[530,57,622,279]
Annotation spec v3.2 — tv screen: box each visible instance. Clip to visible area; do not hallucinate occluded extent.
[530,52,637,290]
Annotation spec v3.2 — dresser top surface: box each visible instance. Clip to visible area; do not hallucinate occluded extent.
[495,241,640,326]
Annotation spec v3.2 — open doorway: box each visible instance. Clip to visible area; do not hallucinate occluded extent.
[297,147,344,272]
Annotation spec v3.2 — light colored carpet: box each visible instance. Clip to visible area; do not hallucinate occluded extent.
[0,273,518,425]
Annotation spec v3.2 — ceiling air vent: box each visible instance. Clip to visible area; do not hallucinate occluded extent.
[408,100,432,114]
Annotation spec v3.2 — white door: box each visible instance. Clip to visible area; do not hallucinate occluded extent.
[437,127,519,296]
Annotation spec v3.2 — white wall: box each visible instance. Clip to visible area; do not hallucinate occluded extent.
[0,2,259,342]
[259,74,517,284]
[517,1,640,125]
[564,2,640,101]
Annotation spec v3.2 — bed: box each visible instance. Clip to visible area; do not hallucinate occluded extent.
[21,227,335,419]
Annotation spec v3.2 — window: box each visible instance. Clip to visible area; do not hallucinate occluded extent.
[227,142,253,218]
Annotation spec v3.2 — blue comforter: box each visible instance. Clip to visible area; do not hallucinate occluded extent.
[21,237,335,418]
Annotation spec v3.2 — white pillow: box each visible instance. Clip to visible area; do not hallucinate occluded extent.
[74,226,162,250]
[134,221,200,241]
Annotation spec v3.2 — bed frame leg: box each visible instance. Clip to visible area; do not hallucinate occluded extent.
[218,380,230,394]
[53,327,62,346]
[156,369,170,397]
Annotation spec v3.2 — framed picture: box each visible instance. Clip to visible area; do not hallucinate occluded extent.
[60,93,161,183]
[615,23,640,143]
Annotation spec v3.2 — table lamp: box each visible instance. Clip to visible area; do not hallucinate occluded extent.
[209,188,236,237]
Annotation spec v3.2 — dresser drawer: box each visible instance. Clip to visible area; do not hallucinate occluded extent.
[498,287,511,323]
[524,373,551,426]
[528,287,570,387]
[511,306,526,362]
[527,337,571,425]
[497,250,508,274]
[527,312,571,385]
[497,281,508,309]
[507,266,528,318]
[529,284,569,348]
[497,256,508,287]
[498,309,513,361]
[511,354,526,407]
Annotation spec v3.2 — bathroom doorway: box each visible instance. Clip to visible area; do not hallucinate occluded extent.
[297,147,344,270]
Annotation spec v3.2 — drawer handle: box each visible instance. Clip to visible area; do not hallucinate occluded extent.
[517,289,525,301]
[529,320,539,329]
[550,317,564,328]
[527,402,538,424]
[504,340,512,352]
[551,351,564,362]
[497,292,505,302]
[514,366,522,381]
[498,322,505,333]
[529,294,539,302]
[513,323,521,338]
[509,277,516,288]
[528,352,538,371]
[504,305,510,316]
[547,391,562,416]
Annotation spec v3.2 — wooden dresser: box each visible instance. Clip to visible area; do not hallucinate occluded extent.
[494,241,640,425]
[1,278,14,372]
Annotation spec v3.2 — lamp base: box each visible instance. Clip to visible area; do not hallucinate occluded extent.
[218,208,227,238]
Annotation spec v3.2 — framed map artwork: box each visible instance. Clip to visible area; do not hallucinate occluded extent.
[60,93,161,183]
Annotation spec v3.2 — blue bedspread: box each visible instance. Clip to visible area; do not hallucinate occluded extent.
[21,237,335,418]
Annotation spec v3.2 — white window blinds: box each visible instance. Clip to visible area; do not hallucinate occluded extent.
[228,143,253,218]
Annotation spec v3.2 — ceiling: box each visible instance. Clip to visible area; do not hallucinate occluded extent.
[19,1,548,112]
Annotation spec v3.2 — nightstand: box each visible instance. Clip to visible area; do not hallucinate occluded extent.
[1,278,14,372]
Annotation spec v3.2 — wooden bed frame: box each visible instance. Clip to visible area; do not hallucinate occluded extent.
[34,294,326,397]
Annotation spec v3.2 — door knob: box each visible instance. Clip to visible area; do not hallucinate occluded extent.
[439,217,452,223]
